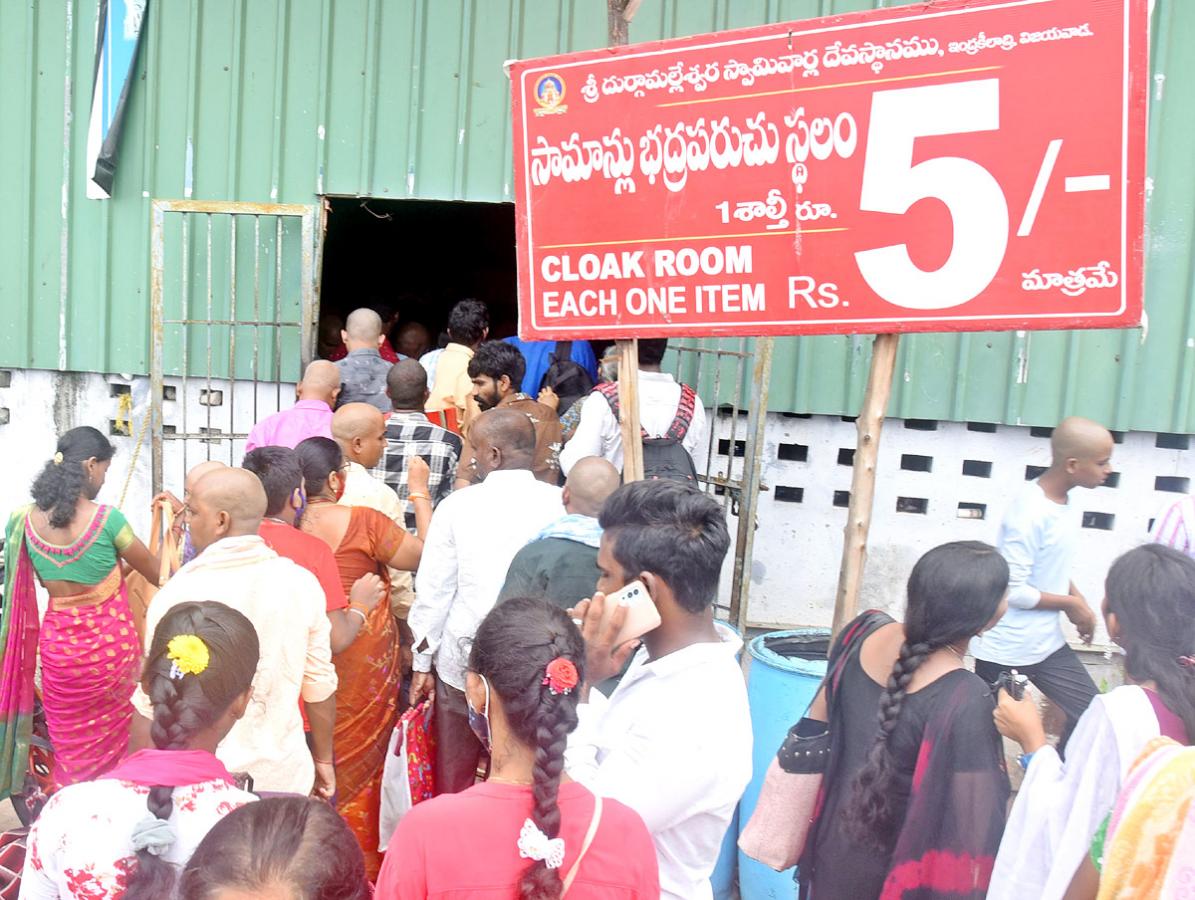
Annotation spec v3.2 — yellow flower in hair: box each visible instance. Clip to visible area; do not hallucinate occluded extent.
[166,634,210,679]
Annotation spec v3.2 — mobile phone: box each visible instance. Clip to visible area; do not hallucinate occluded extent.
[598,580,661,646]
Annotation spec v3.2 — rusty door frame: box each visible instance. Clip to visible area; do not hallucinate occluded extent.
[149,199,319,494]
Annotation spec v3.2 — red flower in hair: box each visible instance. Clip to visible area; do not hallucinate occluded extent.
[543,658,579,695]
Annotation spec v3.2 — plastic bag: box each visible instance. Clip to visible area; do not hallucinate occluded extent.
[378,699,435,850]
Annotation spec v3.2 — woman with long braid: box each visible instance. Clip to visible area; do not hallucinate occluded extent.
[797,541,1011,899]
[375,597,658,898]
[22,601,260,899]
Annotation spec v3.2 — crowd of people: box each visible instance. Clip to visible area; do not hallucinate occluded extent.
[749,417,1195,899]
[0,298,1192,899]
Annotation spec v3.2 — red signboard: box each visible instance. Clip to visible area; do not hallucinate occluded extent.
[510,0,1147,339]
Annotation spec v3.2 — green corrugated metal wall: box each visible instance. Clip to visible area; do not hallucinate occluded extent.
[1,0,1193,431]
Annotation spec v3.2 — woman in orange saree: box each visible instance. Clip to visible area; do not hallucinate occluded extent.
[0,427,162,797]
[295,437,428,879]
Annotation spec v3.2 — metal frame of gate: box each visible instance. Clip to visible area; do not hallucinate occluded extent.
[669,337,774,631]
[149,199,319,494]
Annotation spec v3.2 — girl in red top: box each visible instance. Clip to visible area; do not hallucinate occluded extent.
[376,596,659,899]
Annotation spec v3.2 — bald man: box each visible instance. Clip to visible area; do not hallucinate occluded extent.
[499,456,620,609]
[151,459,228,567]
[245,360,340,451]
[336,307,395,411]
[131,467,339,796]
[974,416,1112,746]
[408,408,564,793]
[332,402,429,627]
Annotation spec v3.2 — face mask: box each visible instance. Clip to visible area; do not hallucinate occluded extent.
[293,489,307,527]
[466,675,492,753]
[181,529,198,565]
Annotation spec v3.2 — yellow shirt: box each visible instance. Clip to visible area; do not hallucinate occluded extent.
[426,342,479,436]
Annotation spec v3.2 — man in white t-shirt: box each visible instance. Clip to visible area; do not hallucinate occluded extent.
[972,416,1112,747]
[559,338,706,476]
[568,480,751,900]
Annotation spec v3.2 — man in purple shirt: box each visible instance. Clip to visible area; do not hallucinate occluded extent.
[244,360,340,451]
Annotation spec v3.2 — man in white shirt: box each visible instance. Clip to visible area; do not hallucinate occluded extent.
[559,338,707,476]
[408,408,564,793]
[131,467,338,797]
[568,480,751,900]
[972,416,1111,747]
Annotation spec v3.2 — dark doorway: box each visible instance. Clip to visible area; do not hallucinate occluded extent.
[318,198,519,356]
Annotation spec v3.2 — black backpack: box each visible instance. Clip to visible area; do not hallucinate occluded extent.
[596,381,699,483]
[539,341,595,416]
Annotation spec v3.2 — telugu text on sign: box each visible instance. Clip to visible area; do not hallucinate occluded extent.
[510,0,1147,339]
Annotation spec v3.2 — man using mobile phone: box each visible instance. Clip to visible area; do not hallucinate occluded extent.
[567,480,751,900]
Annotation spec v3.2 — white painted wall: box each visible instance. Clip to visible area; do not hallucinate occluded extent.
[717,411,1191,646]
[0,370,295,545]
[1,370,1188,649]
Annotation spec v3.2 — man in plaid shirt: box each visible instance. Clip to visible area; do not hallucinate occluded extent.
[375,358,463,533]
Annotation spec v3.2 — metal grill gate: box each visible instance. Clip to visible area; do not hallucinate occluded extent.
[149,200,320,494]
[669,338,774,630]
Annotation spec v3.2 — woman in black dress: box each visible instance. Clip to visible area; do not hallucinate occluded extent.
[799,541,1011,899]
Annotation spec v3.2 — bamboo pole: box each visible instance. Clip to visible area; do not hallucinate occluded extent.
[607,2,644,483]
[616,339,645,482]
[832,333,901,636]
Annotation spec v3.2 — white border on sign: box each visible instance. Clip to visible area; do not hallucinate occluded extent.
[518,0,1133,333]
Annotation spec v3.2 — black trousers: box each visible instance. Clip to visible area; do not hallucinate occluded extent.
[975,643,1098,752]
[433,676,483,795]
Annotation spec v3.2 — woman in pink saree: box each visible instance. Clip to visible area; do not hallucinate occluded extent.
[0,426,162,797]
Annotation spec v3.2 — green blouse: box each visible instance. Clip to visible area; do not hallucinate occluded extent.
[22,504,134,586]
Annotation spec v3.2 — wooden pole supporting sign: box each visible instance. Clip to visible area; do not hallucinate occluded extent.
[607,1,645,484]
[832,333,901,636]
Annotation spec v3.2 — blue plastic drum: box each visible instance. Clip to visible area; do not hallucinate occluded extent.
[738,629,830,899]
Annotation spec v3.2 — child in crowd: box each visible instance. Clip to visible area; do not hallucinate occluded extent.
[972,417,1112,748]
[23,601,260,899]
[179,796,369,900]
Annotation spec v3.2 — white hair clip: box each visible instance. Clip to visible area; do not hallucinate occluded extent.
[517,818,565,870]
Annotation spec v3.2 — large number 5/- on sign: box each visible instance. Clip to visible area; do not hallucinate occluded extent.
[510,0,1147,339]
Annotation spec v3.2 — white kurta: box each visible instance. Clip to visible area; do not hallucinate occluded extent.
[986,685,1165,900]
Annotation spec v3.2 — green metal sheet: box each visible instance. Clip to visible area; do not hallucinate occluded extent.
[1,0,1193,432]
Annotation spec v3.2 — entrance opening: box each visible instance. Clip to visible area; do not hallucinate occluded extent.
[318,198,520,357]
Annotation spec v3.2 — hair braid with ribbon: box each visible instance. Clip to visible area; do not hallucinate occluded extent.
[124,602,260,900]
[468,597,586,900]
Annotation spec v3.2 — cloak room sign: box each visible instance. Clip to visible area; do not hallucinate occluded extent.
[510,0,1147,339]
